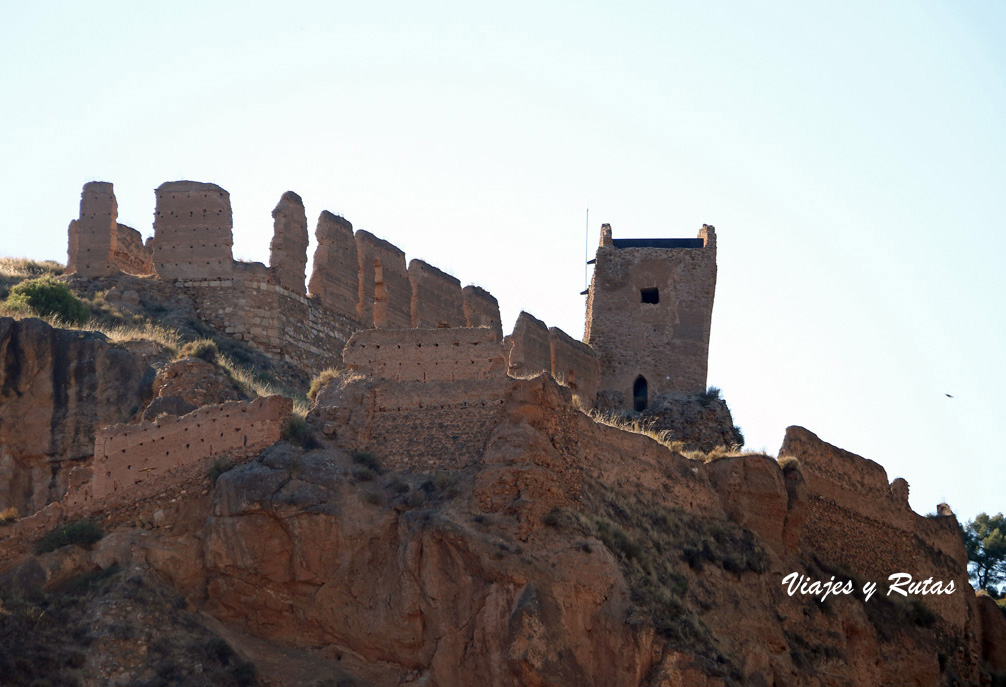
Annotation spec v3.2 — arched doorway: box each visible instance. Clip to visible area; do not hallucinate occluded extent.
[633,375,648,412]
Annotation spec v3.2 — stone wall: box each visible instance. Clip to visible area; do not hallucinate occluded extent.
[409,259,465,329]
[462,285,502,339]
[153,181,234,280]
[71,181,118,277]
[585,223,717,408]
[183,273,359,375]
[356,231,411,329]
[90,396,290,500]
[505,311,551,378]
[548,326,600,407]
[344,327,505,383]
[308,211,359,320]
[269,192,309,295]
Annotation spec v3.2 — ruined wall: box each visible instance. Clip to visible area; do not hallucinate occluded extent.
[779,426,970,628]
[409,259,465,329]
[153,181,234,281]
[356,231,410,329]
[317,328,510,469]
[462,285,502,339]
[184,271,360,375]
[90,396,290,500]
[548,326,600,408]
[308,212,362,321]
[344,327,505,382]
[113,224,154,276]
[66,220,78,273]
[269,191,309,295]
[71,181,118,277]
[585,223,717,408]
[505,311,551,378]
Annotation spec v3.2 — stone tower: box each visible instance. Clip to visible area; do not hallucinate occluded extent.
[584,223,717,411]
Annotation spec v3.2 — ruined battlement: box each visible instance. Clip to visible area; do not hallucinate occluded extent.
[64,181,503,376]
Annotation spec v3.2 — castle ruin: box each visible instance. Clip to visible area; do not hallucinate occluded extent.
[584,222,717,411]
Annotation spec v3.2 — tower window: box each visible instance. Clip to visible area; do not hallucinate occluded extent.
[633,375,648,412]
[640,288,659,304]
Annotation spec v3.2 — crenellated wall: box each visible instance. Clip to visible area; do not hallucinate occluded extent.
[270,192,309,295]
[308,211,359,320]
[344,327,505,383]
[462,285,503,338]
[409,259,465,329]
[548,326,600,408]
[505,311,551,378]
[356,230,411,329]
[153,181,234,280]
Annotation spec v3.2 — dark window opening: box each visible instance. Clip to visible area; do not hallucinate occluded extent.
[633,376,648,412]
[640,288,659,304]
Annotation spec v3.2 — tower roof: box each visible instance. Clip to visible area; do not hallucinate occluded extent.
[610,238,705,249]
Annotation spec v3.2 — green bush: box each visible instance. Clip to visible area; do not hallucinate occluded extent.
[351,450,384,475]
[178,338,219,363]
[282,415,321,449]
[6,276,88,324]
[36,520,104,554]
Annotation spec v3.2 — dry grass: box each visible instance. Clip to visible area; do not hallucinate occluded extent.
[587,410,686,452]
[777,454,801,471]
[308,367,342,401]
[217,353,310,414]
[0,506,18,524]
[0,257,64,279]
[0,300,181,352]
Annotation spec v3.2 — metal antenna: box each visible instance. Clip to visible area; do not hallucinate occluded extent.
[584,208,589,291]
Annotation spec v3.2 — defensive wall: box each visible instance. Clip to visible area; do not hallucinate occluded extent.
[778,426,970,627]
[322,327,511,469]
[0,395,291,560]
[65,181,504,375]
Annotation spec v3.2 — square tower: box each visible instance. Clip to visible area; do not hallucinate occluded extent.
[584,223,717,411]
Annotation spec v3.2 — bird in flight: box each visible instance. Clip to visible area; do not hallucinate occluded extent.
[945,393,954,398]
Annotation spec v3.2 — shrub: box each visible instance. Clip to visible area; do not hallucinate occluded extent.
[351,450,384,475]
[282,415,320,449]
[308,367,342,401]
[209,459,234,484]
[6,276,88,324]
[36,520,104,554]
[697,386,722,407]
[178,338,219,363]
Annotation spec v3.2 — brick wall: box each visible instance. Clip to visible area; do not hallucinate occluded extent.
[153,181,234,280]
[548,326,600,407]
[409,259,465,329]
[356,230,410,328]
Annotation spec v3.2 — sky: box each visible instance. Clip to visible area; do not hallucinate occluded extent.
[1,1,1003,523]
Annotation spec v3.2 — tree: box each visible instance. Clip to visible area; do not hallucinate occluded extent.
[964,512,1006,593]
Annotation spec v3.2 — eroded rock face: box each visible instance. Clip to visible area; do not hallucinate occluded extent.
[143,356,247,421]
[0,317,150,515]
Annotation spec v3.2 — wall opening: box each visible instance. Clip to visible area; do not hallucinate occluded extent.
[640,287,659,304]
[633,375,648,411]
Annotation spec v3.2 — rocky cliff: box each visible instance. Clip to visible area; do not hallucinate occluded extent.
[2,363,1005,686]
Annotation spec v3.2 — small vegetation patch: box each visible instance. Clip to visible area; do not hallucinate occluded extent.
[282,414,321,449]
[419,471,458,500]
[587,410,683,452]
[351,450,384,475]
[5,276,89,324]
[697,385,722,407]
[178,338,219,363]
[36,520,104,554]
[308,367,342,401]
[0,506,18,525]
[209,458,235,483]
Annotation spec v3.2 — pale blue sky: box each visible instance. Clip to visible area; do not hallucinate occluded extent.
[2,1,1003,521]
